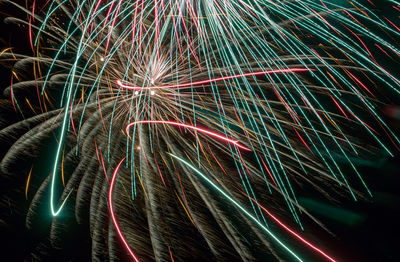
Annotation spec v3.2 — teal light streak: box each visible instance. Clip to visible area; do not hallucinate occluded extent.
[168,153,303,262]
[49,0,95,216]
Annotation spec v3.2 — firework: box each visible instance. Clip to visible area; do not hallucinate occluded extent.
[1,0,400,261]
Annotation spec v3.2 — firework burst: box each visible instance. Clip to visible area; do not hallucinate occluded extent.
[1,0,400,261]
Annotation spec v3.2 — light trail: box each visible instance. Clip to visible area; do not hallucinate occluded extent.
[247,196,337,262]
[116,68,313,90]
[125,120,251,151]
[167,153,303,262]
[109,158,140,262]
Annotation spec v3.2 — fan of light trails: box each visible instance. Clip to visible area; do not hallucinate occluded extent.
[35,0,400,220]
[2,0,400,260]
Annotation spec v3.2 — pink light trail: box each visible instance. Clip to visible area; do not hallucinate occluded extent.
[116,68,313,90]
[109,158,140,262]
[248,196,337,262]
[125,120,251,151]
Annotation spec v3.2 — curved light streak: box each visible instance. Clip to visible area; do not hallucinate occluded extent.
[109,158,140,262]
[167,153,303,262]
[116,68,313,90]
[49,0,99,216]
[248,197,337,262]
[125,120,251,151]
